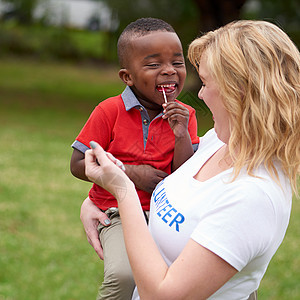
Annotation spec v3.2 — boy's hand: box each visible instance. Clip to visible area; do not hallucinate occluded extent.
[162,102,195,171]
[124,164,168,194]
[162,102,189,138]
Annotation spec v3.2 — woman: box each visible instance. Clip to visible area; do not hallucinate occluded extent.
[83,20,299,299]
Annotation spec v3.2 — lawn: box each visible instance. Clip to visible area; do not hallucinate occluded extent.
[0,58,124,299]
[0,57,299,299]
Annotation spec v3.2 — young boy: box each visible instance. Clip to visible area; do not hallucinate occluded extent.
[70,18,199,300]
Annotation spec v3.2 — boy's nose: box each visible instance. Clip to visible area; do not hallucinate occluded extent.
[162,64,176,75]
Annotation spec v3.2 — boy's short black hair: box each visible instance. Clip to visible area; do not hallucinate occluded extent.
[117,17,176,68]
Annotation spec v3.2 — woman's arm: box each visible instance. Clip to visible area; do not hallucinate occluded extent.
[85,142,237,299]
[71,148,113,259]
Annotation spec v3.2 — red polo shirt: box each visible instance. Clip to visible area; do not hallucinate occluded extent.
[73,87,199,210]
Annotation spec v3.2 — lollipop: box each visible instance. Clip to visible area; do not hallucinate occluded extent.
[162,87,167,104]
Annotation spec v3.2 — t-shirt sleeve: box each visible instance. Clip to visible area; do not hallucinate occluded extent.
[190,184,276,271]
[74,104,113,151]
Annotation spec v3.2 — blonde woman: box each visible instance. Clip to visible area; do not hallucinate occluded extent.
[84,20,299,299]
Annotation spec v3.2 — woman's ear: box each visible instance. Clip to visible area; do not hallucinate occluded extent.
[119,69,133,86]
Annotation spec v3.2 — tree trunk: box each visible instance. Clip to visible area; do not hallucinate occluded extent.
[193,0,246,32]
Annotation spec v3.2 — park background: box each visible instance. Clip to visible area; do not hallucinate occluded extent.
[0,0,299,299]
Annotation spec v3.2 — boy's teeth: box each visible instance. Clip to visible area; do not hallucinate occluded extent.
[158,84,175,87]
[157,84,176,94]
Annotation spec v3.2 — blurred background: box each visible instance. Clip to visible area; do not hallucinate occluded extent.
[0,0,299,299]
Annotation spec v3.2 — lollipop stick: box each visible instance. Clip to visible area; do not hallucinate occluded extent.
[162,87,167,104]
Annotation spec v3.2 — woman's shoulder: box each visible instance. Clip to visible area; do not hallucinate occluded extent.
[226,167,292,222]
[196,128,224,153]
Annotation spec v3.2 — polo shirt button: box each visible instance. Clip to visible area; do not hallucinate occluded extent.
[143,119,149,125]
[139,107,143,111]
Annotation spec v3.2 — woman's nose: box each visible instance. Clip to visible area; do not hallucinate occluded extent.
[198,87,204,100]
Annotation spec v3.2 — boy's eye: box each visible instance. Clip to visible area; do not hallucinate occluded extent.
[146,63,160,68]
[173,62,185,66]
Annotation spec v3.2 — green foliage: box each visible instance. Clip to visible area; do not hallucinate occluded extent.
[0,0,299,63]
[241,0,300,47]
[0,22,116,61]
[1,0,38,24]
[99,0,200,55]
[242,0,300,30]
[101,0,300,51]
[101,0,198,27]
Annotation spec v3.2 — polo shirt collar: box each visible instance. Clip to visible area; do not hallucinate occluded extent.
[121,86,141,111]
[121,86,164,121]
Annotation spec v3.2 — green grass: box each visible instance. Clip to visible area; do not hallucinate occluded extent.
[0,58,124,299]
[0,57,299,299]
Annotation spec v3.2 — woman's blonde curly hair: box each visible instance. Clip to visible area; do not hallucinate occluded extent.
[188,20,300,195]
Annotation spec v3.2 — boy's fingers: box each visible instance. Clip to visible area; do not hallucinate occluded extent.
[155,169,169,178]
[163,109,189,120]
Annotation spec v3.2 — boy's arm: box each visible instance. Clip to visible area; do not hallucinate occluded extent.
[71,147,167,193]
[173,131,194,171]
[70,148,91,182]
[162,102,194,171]
[124,164,168,194]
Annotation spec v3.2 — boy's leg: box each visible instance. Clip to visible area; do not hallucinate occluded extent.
[248,290,258,300]
[97,208,135,300]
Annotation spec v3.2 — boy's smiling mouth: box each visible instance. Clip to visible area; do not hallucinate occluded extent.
[156,83,176,93]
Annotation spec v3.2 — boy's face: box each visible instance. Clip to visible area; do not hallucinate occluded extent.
[120,31,186,108]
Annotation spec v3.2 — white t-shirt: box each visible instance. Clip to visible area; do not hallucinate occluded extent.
[132,129,292,300]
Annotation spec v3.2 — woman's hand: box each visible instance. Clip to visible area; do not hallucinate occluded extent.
[85,141,134,201]
[80,197,111,260]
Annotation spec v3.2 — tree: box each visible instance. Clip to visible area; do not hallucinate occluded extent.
[98,0,251,56]
[193,0,247,31]
[99,0,248,34]
[2,0,39,24]
[242,0,300,47]
[98,0,201,61]
[242,0,300,31]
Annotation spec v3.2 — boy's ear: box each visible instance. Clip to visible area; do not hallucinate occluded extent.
[119,69,133,86]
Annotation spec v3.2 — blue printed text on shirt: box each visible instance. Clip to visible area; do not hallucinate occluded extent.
[153,184,185,232]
